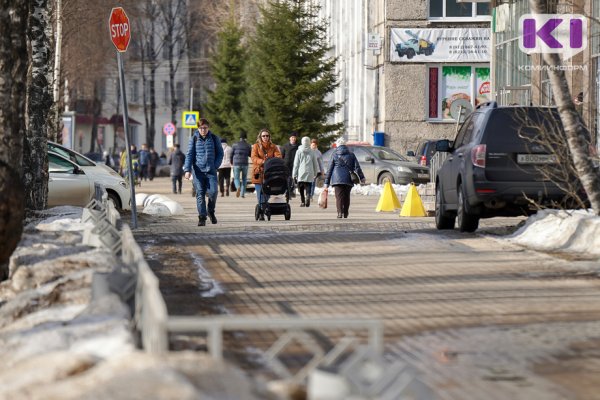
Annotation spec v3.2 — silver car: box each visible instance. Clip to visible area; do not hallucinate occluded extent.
[322,145,430,185]
[47,142,131,210]
[48,153,96,207]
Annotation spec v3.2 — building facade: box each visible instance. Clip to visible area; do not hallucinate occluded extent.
[321,0,491,154]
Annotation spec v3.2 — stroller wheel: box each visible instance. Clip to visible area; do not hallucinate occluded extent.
[265,209,271,221]
[284,204,291,220]
[255,204,261,221]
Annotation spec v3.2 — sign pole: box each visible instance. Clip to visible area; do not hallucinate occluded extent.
[117,52,138,229]
[189,87,194,140]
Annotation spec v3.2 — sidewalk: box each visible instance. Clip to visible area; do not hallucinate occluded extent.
[132,178,600,399]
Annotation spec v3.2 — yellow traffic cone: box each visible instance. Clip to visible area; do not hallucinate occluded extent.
[375,181,401,212]
[400,183,427,217]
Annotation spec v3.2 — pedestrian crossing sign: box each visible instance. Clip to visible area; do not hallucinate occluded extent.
[182,111,200,128]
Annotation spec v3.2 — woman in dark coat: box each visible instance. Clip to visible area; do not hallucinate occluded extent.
[323,137,365,218]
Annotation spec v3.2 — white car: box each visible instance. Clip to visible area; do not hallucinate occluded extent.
[48,142,131,210]
[48,152,96,207]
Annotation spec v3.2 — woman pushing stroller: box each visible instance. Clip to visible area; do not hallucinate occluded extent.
[251,128,282,219]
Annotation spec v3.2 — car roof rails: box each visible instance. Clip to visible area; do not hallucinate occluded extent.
[475,101,498,110]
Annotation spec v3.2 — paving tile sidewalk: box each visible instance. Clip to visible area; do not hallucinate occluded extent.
[133,178,600,399]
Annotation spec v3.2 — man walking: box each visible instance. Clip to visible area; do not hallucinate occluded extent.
[281,131,299,197]
[168,144,186,194]
[139,144,150,181]
[183,118,224,226]
[230,133,252,198]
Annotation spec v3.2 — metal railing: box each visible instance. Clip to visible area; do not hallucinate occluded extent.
[84,186,386,386]
[429,152,448,183]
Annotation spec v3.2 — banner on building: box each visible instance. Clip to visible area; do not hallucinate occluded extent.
[390,28,490,63]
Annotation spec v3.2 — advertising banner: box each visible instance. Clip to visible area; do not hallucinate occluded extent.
[390,28,490,63]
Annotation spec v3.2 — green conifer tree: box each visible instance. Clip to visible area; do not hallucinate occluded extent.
[204,18,247,143]
[241,0,343,145]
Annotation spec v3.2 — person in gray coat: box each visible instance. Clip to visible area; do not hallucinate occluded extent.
[292,136,320,207]
[168,144,186,194]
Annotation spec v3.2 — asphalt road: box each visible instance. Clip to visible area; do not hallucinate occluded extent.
[133,177,600,399]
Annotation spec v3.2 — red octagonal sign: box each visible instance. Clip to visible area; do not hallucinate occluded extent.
[109,7,131,52]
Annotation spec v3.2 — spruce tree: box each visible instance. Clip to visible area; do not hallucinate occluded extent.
[241,0,343,145]
[204,18,247,143]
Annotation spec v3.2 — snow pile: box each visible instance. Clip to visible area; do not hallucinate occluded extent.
[506,209,600,257]
[314,182,425,197]
[0,207,264,400]
[135,193,184,216]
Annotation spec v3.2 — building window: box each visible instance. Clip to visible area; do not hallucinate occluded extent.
[130,79,139,103]
[428,65,490,120]
[176,82,184,105]
[164,81,169,105]
[429,0,490,20]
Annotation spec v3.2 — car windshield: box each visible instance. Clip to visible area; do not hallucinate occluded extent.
[372,148,410,162]
[48,143,96,167]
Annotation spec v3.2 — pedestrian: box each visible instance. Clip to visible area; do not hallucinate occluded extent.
[281,131,299,197]
[183,118,224,226]
[218,138,233,197]
[231,132,252,198]
[323,137,365,218]
[292,136,320,207]
[251,128,282,217]
[168,144,186,194]
[148,147,160,180]
[310,138,324,202]
[103,150,115,170]
[139,144,149,181]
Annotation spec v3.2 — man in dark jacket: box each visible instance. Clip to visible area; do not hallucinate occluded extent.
[230,132,252,198]
[183,118,224,226]
[281,131,299,197]
[168,144,186,194]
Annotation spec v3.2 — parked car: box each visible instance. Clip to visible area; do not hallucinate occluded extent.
[47,142,131,210]
[408,139,441,166]
[435,102,585,232]
[84,152,119,172]
[48,152,96,208]
[321,144,429,185]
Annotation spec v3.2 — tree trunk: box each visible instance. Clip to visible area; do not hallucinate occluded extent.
[0,0,28,276]
[529,0,600,214]
[24,0,53,210]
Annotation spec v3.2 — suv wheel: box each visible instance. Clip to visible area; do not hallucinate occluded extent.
[457,183,479,232]
[378,172,394,185]
[435,184,455,230]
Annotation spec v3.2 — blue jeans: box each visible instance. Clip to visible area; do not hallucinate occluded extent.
[254,184,270,205]
[192,170,218,217]
[233,165,248,196]
[171,174,182,193]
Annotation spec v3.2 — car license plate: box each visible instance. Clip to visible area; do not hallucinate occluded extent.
[517,154,558,164]
[417,173,429,179]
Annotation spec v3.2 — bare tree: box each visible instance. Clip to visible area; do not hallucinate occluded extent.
[23,0,54,210]
[158,0,188,135]
[0,0,28,276]
[132,0,162,149]
[529,0,600,214]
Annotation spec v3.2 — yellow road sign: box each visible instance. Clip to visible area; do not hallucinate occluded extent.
[182,111,200,128]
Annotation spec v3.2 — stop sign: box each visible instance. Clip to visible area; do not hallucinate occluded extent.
[109,7,131,52]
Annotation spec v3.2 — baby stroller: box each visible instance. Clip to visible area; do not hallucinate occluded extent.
[255,157,292,221]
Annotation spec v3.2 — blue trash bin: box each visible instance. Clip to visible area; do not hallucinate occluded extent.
[373,131,385,146]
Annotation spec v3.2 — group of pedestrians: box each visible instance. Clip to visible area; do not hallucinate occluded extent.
[178,117,365,227]
[118,143,161,185]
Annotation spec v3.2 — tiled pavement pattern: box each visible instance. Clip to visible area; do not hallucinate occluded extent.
[133,178,600,399]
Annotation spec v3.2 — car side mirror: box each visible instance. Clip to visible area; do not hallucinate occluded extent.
[406,150,415,157]
[74,165,84,175]
[364,156,374,163]
[435,140,451,152]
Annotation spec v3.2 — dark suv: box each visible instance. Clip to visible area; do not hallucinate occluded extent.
[412,139,440,166]
[435,102,583,232]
